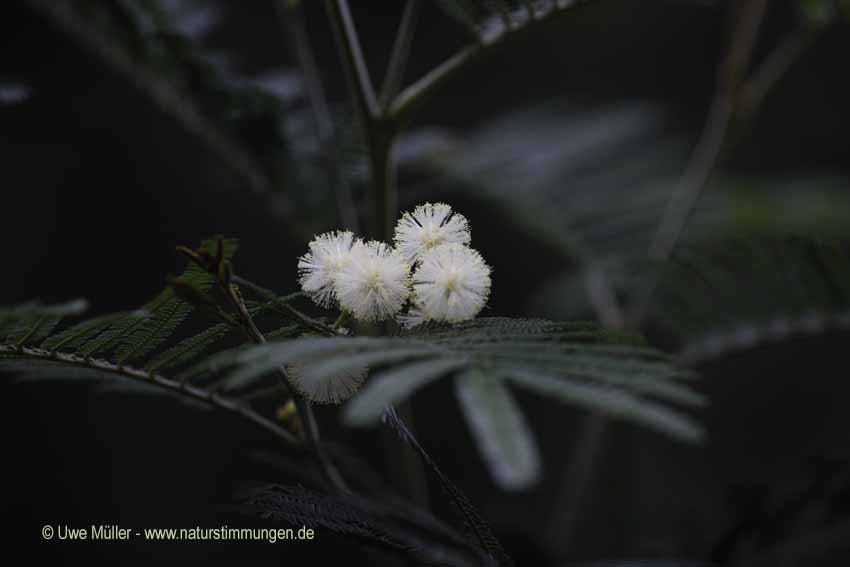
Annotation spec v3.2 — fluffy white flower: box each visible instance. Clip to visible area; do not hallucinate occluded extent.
[394,202,471,264]
[287,363,367,404]
[335,240,411,322]
[297,230,356,307]
[411,243,491,323]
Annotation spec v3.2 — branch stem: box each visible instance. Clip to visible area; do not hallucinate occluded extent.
[378,0,422,109]
[388,2,581,127]
[224,277,350,493]
[325,0,379,120]
[3,345,301,448]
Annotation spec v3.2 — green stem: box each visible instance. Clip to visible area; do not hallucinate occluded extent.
[231,276,336,336]
[325,0,428,506]
[378,0,421,109]
[368,127,398,242]
[388,1,585,128]
[333,310,354,331]
[325,0,379,120]
[225,278,350,493]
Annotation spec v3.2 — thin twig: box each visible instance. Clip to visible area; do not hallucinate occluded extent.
[629,0,770,325]
[737,26,818,120]
[378,0,422,110]
[325,0,396,240]
[582,263,625,329]
[179,239,348,492]
[546,266,624,555]
[224,277,350,493]
[544,413,608,553]
[389,2,581,127]
[324,0,379,119]
[232,275,337,336]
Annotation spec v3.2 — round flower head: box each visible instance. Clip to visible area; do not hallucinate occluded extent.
[412,243,491,323]
[394,202,471,264]
[335,240,411,322]
[297,230,356,307]
[287,363,367,405]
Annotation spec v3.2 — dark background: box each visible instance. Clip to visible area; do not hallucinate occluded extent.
[2,0,850,565]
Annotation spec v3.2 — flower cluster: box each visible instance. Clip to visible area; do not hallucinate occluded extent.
[298,202,492,326]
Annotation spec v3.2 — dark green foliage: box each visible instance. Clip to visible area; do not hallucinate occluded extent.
[143,322,232,373]
[0,239,244,386]
[656,238,850,363]
[66,238,239,363]
[407,102,850,328]
[40,312,130,353]
[1,272,702,493]
[79,0,290,163]
[211,317,705,488]
[383,406,515,565]
[242,484,496,567]
[0,299,89,347]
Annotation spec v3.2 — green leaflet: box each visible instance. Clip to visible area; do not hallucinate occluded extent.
[67,238,239,363]
[41,312,129,353]
[112,238,239,365]
[76,309,153,358]
[455,369,541,490]
[114,290,193,364]
[506,368,705,443]
[144,322,232,373]
[343,357,470,426]
[0,300,89,347]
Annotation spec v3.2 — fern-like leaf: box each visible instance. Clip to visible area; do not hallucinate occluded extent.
[655,238,850,363]
[40,311,129,353]
[242,484,491,566]
[215,317,705,488]
[144,322,233,373]
[0,299,89,347]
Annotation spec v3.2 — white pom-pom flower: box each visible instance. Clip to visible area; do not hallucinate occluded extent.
[411,243,491,323]
[287,363,367,404]
[335,240,411,322]
[297,230,356,307]
[394,202,471,264]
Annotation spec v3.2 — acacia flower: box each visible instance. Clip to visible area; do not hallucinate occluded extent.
[297,230,356,307]
[287,363,367,404]
[335,240,411,322]
[411,243,491,323]
[394,202,471,264]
